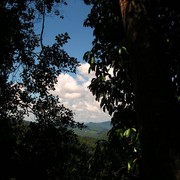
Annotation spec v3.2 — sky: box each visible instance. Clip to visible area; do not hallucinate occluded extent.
[41,0,111,123]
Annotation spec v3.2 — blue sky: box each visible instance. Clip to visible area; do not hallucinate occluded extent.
[43,0,93,61]
[41,0,110,123]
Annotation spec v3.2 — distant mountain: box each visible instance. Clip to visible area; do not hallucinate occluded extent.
[85,121,112,131]
[74,121,112,139]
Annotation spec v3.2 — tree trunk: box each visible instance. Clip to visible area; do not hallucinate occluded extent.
[119,0,179,179]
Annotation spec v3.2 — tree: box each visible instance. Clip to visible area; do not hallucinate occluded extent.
[84,0,180,179]
[0,1,89,179]
[119,0,180,179]
[83,0,140,179]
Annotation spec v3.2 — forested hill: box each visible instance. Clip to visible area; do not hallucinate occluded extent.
[74,121,112,138]
[85,121,112,131]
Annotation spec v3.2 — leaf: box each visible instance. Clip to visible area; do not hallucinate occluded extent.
[83,51,90,61]
[131,128,136,132]
[90,56,95,64]
[116,129,124,140]
[128,162,131,172]
[124,128,131,138]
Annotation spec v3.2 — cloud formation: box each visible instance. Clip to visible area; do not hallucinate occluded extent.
[51,63,110,123]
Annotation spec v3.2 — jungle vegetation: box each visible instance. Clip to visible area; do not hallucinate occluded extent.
[0,0,180,179]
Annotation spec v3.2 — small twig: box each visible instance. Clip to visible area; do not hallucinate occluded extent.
[40,2,45,50]
[112,166,127,177]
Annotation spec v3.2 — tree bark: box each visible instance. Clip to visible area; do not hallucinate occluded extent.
[119,0,179,179]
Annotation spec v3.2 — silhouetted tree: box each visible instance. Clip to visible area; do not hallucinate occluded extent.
[0,1,90,179]
[118,0,180,179]
[83,0,140,179]
[84,0,180,179]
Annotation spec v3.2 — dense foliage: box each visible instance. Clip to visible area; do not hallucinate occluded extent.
[83,0,140,179]
[83,0,180,179]
[1,0,180,179]
[0,1,90,179]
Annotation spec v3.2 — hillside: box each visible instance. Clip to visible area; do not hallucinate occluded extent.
[74,121,112,153]
[74,121,112,139]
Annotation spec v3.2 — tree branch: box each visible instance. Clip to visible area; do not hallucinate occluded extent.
[40,3,45,50]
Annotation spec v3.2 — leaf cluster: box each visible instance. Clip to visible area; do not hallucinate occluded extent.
[83,0,135,117]
[83,0,140,179]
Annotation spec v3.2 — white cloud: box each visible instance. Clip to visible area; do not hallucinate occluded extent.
[77,74,85,82]
[51,63,110,123]
[77,63,95,79]
[64,92,82,99]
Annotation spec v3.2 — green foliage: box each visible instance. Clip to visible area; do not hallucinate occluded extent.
[86,123,140,179]
[83,0,135,119]
[83,0,140,179]
[76,121,111,154]
[78,136,97,154]
[1,0,180,179]
[83,0,180,179]
[17,121,90,179]
[0,1,89,179]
